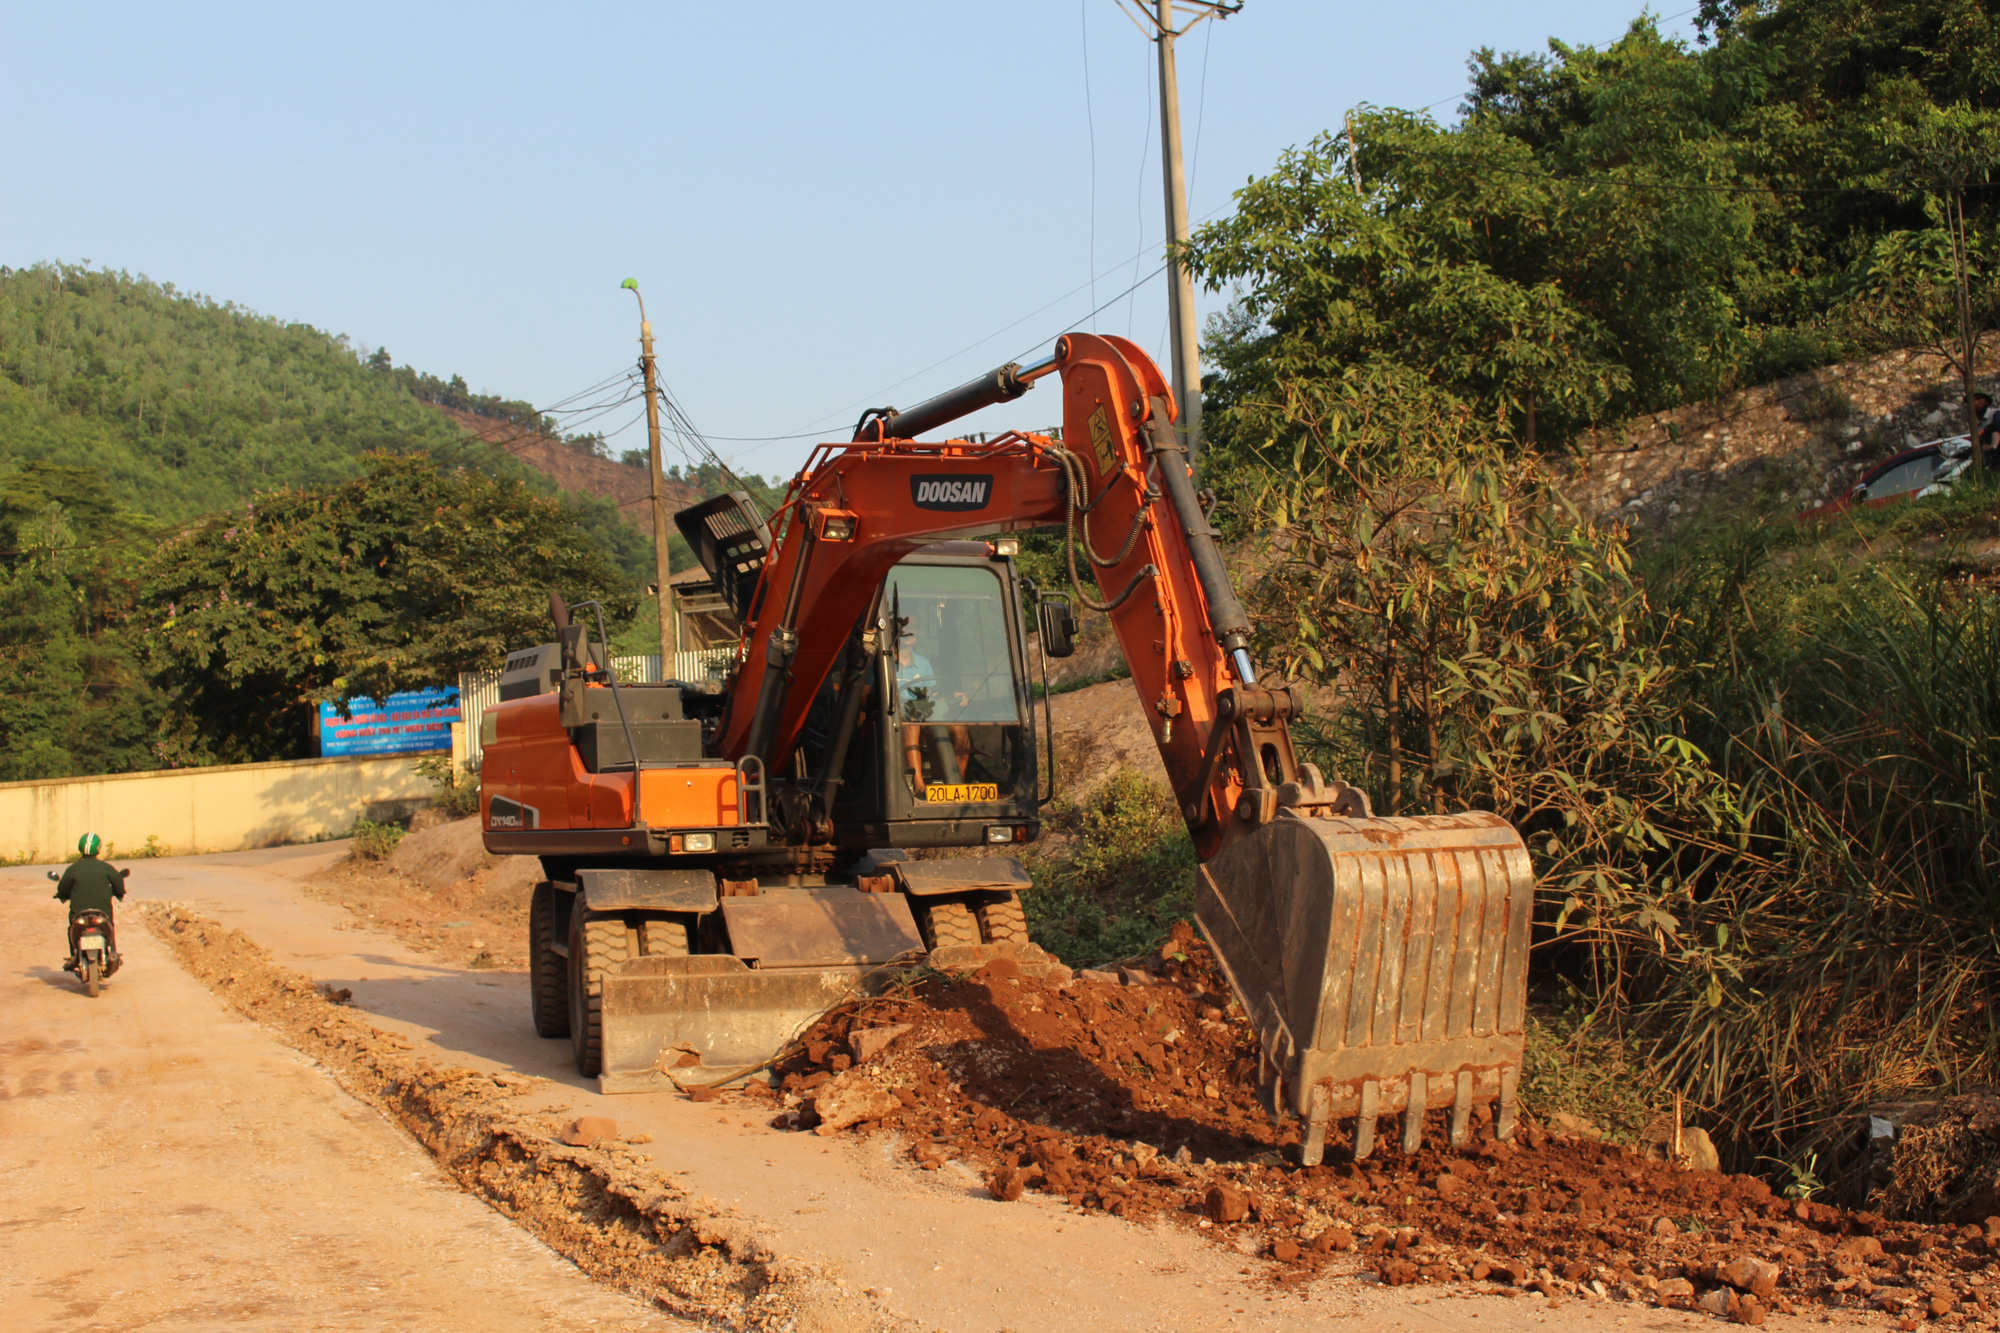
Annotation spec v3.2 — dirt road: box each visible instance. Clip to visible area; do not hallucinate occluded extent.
[7,843,1818,1333]
[0,855,681,1332]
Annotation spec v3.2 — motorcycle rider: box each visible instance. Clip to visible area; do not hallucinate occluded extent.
[55,833,126,967]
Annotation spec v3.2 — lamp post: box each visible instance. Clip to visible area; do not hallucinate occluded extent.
[622,278,679,664]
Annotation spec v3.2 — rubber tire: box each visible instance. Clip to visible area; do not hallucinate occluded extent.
[568,909,628,1078]
[976,893,1030,946]
[922,900,981,951]
[638,917,690,956]
[529,882,570,1039]
[83,958,100,998]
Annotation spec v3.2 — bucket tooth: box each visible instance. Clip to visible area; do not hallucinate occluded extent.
[1450,1070,1474,1148]
[1497,1065,1520,1141]
[1354,1079,1380,1161]
[1301,1083,1332,1168]
[1402,1069,1427,1155]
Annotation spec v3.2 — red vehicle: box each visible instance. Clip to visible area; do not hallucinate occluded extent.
[477,334,1536,1162]
[1798,435,1991,521]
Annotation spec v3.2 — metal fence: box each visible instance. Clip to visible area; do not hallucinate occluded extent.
[457,649,736,771]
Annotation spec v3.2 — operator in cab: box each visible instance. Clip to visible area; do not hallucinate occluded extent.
[55,832,127,960]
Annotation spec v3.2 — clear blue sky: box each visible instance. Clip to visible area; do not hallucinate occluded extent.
[2,2,1699,480]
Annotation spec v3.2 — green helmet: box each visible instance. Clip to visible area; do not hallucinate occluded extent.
[77,832,101,856]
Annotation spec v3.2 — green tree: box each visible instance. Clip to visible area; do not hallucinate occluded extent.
[1875,103,2000,467]
[142,453,636,762]
[1186,28,1757,474]
[0,494,161,779]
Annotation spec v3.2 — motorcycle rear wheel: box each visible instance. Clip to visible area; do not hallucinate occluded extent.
[83,958,100,998]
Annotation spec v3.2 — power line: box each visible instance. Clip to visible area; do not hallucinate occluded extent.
[1006,264,1168,364]
[1128,19,1155,341]
[1408,4,1705,116]
[1371,140,1997,198]
[1082,0,1099,333]
[729,260,1172,454]
[762,219,1220,447]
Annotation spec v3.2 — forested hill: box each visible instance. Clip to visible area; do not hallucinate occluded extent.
[0,263,648,578]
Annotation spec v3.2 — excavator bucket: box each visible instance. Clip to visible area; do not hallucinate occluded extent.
[1194,809,1534,1164]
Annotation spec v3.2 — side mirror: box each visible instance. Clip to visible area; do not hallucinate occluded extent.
[47,870,59,882]
[119,868,130,879]
[1037,596,1077,659]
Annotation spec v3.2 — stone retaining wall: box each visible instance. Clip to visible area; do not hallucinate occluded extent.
[1554,347,2000,535]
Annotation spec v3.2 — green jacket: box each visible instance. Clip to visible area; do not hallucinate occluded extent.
[55,856,126,916]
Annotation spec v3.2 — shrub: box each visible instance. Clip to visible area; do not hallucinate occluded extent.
[413,753,480,819]
[1023,767,1197,968]
[350,818,406,861]
[1245,431,1740,944]
[1789,380,1854,424]
[1638,526,2000,1167]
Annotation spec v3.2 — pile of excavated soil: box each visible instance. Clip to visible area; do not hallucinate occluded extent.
[752,925,2000,1328]
[140,902,889,1333]
[302,818,538,970]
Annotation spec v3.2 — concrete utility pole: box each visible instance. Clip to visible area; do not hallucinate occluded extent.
[623,278,680,665]
[1126,0,1238,473]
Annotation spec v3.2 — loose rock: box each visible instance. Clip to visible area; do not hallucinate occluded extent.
[1312,1226,1355,1254]
[1679,1126,1722,1172]
[808,1074,899,1134]
[1721,1255,1781,1301]
[987,1166,1031,1202]
[849,1023,911,1064]
[560,1116,618,1146]
[1377,1258,1418,1287]
[1205,1183,1250,1224]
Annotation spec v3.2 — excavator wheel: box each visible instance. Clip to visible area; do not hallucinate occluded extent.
[529,882,570,1039]
[975,893,1030,946]
[638,916,690,957]
[567,908,628,1078]
[920,900,980,951]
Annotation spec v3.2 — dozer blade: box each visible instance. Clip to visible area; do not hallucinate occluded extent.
[599,956,888,1092]
[1194,809,1534,1164]
[596,885,927,1093]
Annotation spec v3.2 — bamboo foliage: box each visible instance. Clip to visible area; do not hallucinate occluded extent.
[1243,401,2000,1170]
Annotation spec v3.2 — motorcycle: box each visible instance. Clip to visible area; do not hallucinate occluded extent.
[49,868,127,997]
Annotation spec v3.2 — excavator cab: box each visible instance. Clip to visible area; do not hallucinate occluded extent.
[802,544,1039,845]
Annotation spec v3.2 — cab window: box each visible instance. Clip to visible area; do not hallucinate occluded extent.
[883,563,1026,804]
[884,565,1022,725]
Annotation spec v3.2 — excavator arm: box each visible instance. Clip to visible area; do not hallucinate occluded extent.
[716,332,1534,1164]
[717,331,1312,859]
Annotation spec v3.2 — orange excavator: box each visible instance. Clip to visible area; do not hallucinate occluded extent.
[479,333,1532,1162]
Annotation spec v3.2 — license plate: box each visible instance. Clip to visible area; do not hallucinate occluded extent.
[78,936,104,952]
[923,783,999,803]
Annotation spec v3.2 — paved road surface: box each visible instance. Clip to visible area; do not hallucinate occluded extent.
[0,855,680,1333]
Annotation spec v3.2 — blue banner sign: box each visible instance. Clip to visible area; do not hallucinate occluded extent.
[318,687,460,757]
